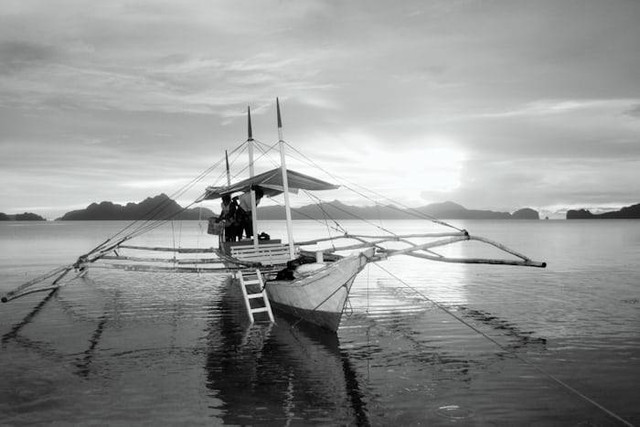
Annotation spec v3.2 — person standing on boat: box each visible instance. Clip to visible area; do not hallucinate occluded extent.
[215,194,239,242]
[237,186,263,239]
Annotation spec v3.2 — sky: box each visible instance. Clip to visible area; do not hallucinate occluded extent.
[1,0,639,220]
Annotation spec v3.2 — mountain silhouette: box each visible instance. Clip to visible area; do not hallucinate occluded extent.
[56,194,214,221]
[257,200,538,220]
[566,203,640,219]
[52,195,542,221]
[0,212,46,221]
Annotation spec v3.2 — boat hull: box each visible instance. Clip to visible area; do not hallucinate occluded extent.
[265,250,371,332]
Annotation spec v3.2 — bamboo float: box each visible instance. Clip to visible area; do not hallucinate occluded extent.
[91,262,281,275]
[345,231,468,240]
[402,251,546,267]
[294,231,466,247]
[175,258,226,265]
[100,255,226,264]
[1,265,73,303]
[2,285,65,303]
[101,255,179,263]
[90,263,234,273]
[1,265,87,303]
[118,245,217,253]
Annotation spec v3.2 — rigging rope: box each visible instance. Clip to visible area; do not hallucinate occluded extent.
[82,141,254,260]
[78,138,289,266]
[223,138,281,184]
[371,262,634,427]
[301,191,349,235]
[301,191,399,236]
[284,142,466,233]
[2,141,249,299]
[86,155,229,257]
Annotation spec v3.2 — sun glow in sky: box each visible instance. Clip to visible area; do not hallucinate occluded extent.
[360,139,467,204]
[1,0,639,219]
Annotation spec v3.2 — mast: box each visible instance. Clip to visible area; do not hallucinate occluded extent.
[247,106,259,248]
[277,98,296,259]
[225,150,231,186]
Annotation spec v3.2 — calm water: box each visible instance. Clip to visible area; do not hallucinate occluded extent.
[1,220,638,426]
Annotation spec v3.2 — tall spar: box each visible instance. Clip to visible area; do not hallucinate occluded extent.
[277,98,296,259]
[225,150,231,186]
[247,107,259,249]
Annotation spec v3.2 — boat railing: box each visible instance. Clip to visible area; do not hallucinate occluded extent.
[230,243,292,266]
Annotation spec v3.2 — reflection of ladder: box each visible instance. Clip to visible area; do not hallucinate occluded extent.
[237,269,275,324]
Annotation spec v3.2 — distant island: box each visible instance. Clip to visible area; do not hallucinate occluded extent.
[256,200,540,220]
[0,212,46,221]
[10,197,640,222]
[56,194,215,221]
[566,203,640,219]
[49,196,540,221]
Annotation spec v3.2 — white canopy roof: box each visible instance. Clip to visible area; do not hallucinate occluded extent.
[204,167,339,200]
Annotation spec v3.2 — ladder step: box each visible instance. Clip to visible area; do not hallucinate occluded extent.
[237,268,274,324]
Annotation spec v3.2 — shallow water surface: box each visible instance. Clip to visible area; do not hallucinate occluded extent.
[1,220,639,425]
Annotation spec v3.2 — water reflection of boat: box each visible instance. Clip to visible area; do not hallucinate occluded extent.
[205,280,369,425]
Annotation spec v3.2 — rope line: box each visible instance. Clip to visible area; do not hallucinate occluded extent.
[284,142,465,232]
[371,262,634,427]
[289,271,359,330]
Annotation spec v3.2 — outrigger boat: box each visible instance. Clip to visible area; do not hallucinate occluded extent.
[1,99,546,332]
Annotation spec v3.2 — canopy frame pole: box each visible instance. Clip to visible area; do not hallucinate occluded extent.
[277,98,296,259]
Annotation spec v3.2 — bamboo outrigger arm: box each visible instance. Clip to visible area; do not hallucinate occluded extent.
[401,251,546,267]
[295,231,546,268]
[2,238,151,303]
[294,231,468,247]
[1,264,74,303]
[378,234,547,268]
[295,233,468,256]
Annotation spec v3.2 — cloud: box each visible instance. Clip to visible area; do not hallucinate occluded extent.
[0,1,337,114]
[448,157,640,210]
[624,104,640,119]
[1,0,640,216]
[0,40,58,74]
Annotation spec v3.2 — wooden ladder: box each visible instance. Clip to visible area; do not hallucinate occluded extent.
[237,269,275,324]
